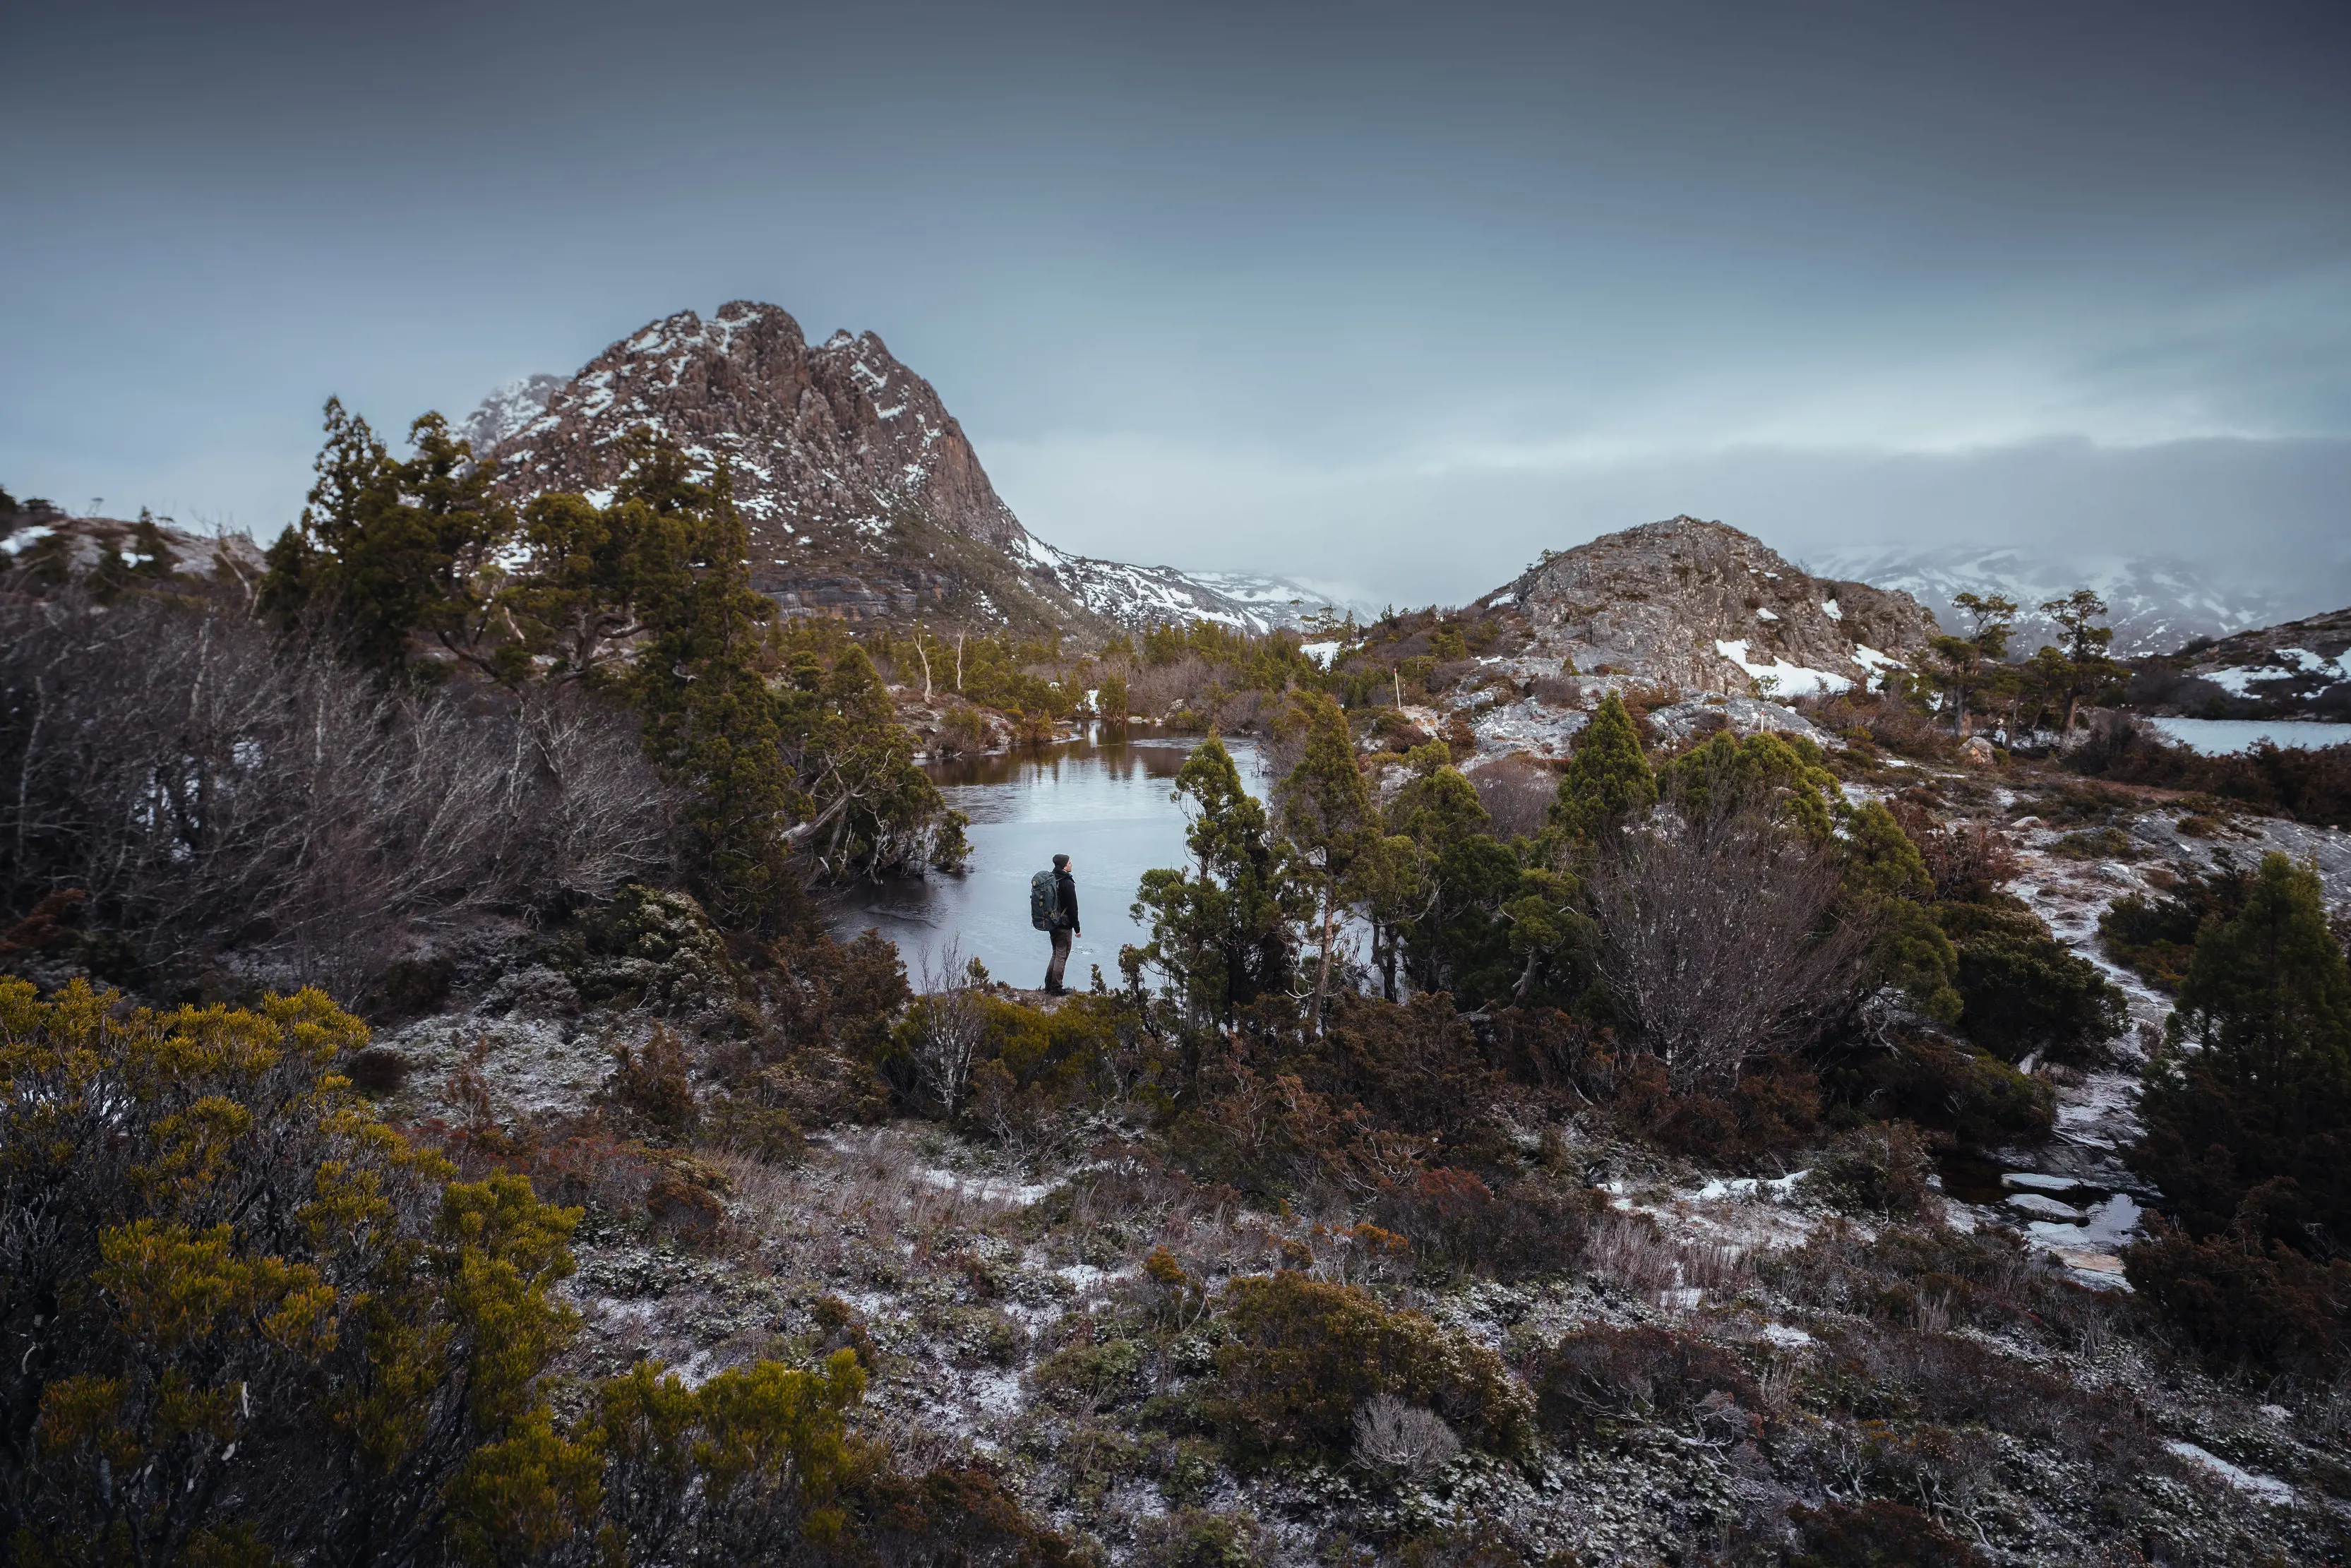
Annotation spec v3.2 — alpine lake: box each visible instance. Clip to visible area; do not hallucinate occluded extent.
[824,724,1266,993]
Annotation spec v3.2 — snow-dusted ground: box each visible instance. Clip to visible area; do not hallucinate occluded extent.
[362,734,2351,1563]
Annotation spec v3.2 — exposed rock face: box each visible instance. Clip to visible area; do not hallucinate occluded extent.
[469,302,1350,638]
[1478,516,1939,697]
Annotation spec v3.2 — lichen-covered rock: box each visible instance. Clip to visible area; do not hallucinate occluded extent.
[1642,693,1826,749]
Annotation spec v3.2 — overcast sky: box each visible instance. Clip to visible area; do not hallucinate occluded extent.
[4,0,2347,607]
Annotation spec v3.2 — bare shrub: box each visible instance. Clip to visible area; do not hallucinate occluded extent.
[1125,653,1214,721]
[1807,1121,1939,1216]
[0,592,667,997]
[1470,753,1559,839]
[1352,1393,1460,1480]
[1589,798,1872,1091]
[909,939,988,1118]
[1802,690,1954,762]
[935,703,992,755]
[1531,1324,1761,1442]
[602,1022,699,1142]
[1889,801,2018,902]
[1579,1211,1754,1306]
[1581,1212,1680,1294]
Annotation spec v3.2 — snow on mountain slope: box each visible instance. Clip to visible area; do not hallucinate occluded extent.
[1185,572,1360,632]
[457,374,564,455]
[2141,604,2351,720]
[1005,545,1358,635]
[1812,544,2310,657]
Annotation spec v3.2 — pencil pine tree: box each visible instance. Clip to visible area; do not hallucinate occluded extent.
[624,441,796,932]
[1276,693,1377,1025]
[1130,734,1303,1029]
[1548,691,1655,844]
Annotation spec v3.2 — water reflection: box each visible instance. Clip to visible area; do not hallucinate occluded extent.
[1935,1147,2144,1283]
[825,726,1265,990]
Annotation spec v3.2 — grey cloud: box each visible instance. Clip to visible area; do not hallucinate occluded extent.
[0,1,2345,587]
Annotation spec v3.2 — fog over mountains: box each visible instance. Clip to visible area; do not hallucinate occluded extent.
[1809,545,2309,657]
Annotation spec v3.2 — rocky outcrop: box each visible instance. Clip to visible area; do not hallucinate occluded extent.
[0,509,266,595]
[472,303,1080,634]
[2140,604,2351,719]
[1478,516,1939,697]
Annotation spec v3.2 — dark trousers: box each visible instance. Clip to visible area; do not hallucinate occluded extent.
[1046,927,1073,992]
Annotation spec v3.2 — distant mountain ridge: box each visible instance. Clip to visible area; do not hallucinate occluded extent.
[465,303,1348,639]
[1810,544,2309,657]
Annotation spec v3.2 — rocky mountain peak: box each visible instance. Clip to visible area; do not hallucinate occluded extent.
[476,301,1028,561]
[1481,515,1939,696]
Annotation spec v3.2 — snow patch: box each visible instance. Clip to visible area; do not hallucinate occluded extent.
[1692,1169,1810,1203]
[1715,640,1853,697]
[2165,1441,2295,1505]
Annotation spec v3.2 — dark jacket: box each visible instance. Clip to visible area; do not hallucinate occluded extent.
[1054,869,1079,932]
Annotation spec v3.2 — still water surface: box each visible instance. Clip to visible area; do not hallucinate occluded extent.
[825,728,1264,991]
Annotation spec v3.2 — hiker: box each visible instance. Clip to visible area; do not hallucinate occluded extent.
[1029,852,1080,995]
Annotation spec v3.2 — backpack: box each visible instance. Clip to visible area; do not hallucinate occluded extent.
[1029,868,1061,931]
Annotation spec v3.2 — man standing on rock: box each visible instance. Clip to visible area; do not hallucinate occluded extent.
[1041,852,1079,995]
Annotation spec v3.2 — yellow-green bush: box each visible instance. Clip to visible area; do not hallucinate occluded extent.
[0,976,1060,1564]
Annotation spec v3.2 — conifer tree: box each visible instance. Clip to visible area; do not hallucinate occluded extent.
[1659,729,1843,841]
[508,484,692,681]
[1387,741,1519,998]
[1130,734,1303,1030]
[2038,587,2122,737]
[1841,800,1962,1022]
[260,400,520,679]
[2134,852,2351,1245]
[1548,691,1655,844]
[774,628,969,878]
[1925,590,2018,736]
[626,441,796,931]
[1351,830,1428,1003]
[1499,865,1592,1005]
[1276,693,1376,1025]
